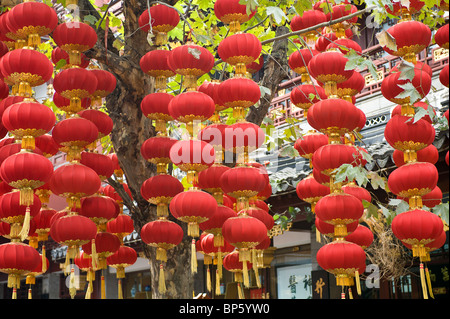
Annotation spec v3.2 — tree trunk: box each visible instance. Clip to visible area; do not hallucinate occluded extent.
[78,0,289,299]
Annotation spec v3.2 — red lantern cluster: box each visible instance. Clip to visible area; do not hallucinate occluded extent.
[289,2,372,299]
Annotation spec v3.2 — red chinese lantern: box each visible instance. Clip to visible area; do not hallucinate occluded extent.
[53,68,98,115]
[140,50,176,91]
[382,21,431,64]
[89,69,117,106]
[0,79,9,102]
[220,166,267,211]
[421,186,443,209]
[307,98,360,142]
[294,131,329,164]
[385,0,425,20]
[0,191,41,240]
[225,121,265,158]
[51,116,99,162]
[0,49,53,97]
[0,242,41,298]
[1,101,56,150]
[140,218,183,293]
[440,64,449,88]
[391,209,443,259]
[197,81,226,119]
[197,164,231,202]
[222,213,266,286]
[198,123,228,156]
[82,231,121,269]
[50,213,98,262]
[315,192,364,238]
[296,174,330,212]
[169,139,215,185]
[315,27,353,52]
[342,183,372,203]
[326,38,362,54]
[52,92,91,115]
[391,101,435,124]
[288,48,319,83]
[0,151,53,207]
[290,9,327,45]
[392,144,439,167]
[345,225,374,250]
[32,206,56,243]
[325,3,358,37]
[106,214,134,242]
[52,21,98,66]
[388,162,438,204]
[335,70,365,102]
[141,92,174,135]
[168,44,215,89]
[107,245,137,298]
[199,204,237,246]
[49,162,101,209]
[316,218,358,239]
[246,55,264,75]
[0,12,17,49]
[78,109,113,140]
[0,142,43,167]
[290,84,327,116]
[245,206,274,231]
[381,69,431,106]
[308,51,354,97]
[80,195,120,227]
[316,240,366,295]
[107,245,137,278]
[384,115,435,162]
[217,77,261,119]
[214,0,257,33]
[140,174,184,218]
[169,189,218,237]
[168,91,215,136]
[312,144,361,178]
[34,134,60,158]
[218,33,262,75]
[141,136,177,174]
[6,1,58,48]
[51,47,90,69]
[80,151,115,181]
[138,4,180,45]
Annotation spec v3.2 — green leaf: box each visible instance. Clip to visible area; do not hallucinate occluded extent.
[294,0,313,16]
[260,85,271,98]
[432,202,449,225]
[83,15,98,26]
[396,82,422,104]
[239,0,259,15]
[412,106,428,123]
[397,61,416,81]
[376,30,397,51]
[54,58,67,70]
[368,171,387,190]
[279,144,299,158]
[266,6,287,24]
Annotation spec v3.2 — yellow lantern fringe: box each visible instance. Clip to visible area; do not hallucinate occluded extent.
[316,228,321,243]
[206,266,211,292]
[237,282,244,299]
[419,263,428,299]
[20,189,34,208]
[425,265,434,299]
[28,288,32,299]
[118,279,123,299]
[41,245,47,273]
[215,269,221,295]
[12,288,17,300]
[348,287,353,299]
[157,247,167,262]
[19,206,31,241]
[159,264,166,294]
[69,267,76,299]
[188,223,200,238]
[91,239,98,270]
[242,259,250,288]
[191,239,198,274]
[21,136,35,151]
[355,270,361,295]
[101,275,106,299]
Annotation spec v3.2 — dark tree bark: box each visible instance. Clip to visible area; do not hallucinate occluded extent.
[78,0,289,299]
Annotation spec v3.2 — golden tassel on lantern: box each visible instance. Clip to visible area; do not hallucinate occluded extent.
[215,269,221,296]
[101,275,106,299]
[91,239,98,270]
[355,270,361,295]
[425,265,434,299]
[20,188,35,208]
[348,287,353,299]
[419,263,428,299]
[206,266,212,292]
[41,245,47,273]
[69,267,77,299]
[237,282,244,299]
[28,288,32,299]
[28,33,41,48]
[19,206,31,242]
[217,251,223,279]
[18,81,32,98]
[21,136,36,151]
[242,259,250,288]
[118,279,123,299]
[159,264,166,294]
[157,247,168,262]
[191,239,198,274]
[12,288,17,300]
